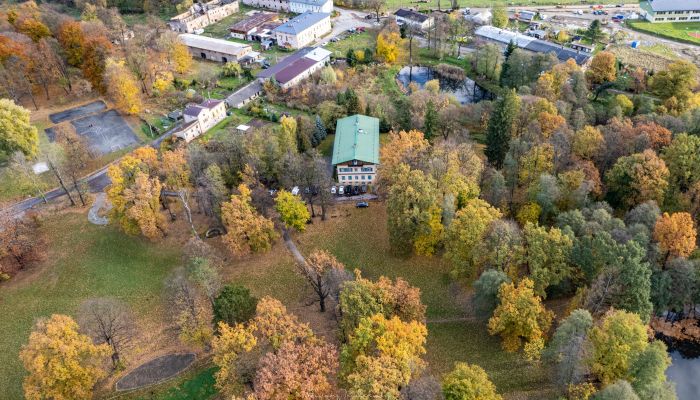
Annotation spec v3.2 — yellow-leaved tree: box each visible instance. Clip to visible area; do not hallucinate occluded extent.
[653,211,697,261]
[275,189,310,232]
[123,171,167,240]
[20,314,110,400]
[104,58,142,115]
[221,184,278,255]
[212,322,257,395]
[341,314,427,399]
[376,31,402,64]
[487,278,553,360]
[171,41,193,74]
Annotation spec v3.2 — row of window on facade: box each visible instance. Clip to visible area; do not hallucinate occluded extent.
[340,175,374,181]
[339,167,373,173]
[655,10,700,14]
[655,16,699,20]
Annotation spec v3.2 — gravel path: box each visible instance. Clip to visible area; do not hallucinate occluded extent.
[88,193,110,225]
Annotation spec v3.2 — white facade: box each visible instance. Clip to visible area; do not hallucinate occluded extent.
[641,0,700,22]
[394,9,433,31]
[178,34,253,62]
[336,164,376,186]
[289,0,333,14]
[242,0,289,12]
[273,13,331,49]
[175,100,227,142]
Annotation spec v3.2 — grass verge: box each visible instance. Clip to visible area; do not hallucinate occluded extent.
[627,20,700,46]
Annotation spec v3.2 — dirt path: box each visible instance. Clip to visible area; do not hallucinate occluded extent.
[88,193,109,225]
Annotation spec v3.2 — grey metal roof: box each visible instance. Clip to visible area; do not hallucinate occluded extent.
[645,0,700,12]
[394,8,430,23]
[178,34,251,56]
[475,25,590,65]
[257,48,314,79]
[273,12,330,35]
[256,47,330,84]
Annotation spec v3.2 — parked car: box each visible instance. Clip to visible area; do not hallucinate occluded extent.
[338,185,344,195]
[291,186,300,195]
[365,14,374,19]
[360,185,367,193]
[345,185,353,196]
[330,37,339,42]
[356,201,369,208]
[353,186,360,195]
[331,186,337,194]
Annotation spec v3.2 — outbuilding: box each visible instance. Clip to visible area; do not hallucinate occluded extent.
[178,34,254,62]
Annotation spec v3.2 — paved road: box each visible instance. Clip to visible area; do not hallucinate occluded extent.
[2,124,180,216]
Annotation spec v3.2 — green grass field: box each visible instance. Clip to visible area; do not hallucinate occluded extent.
[326,31,376,58]
[0,212,181,400]
[627,21,700,45]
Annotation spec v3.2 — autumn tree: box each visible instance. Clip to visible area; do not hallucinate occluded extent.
[661,133,700,192]
[376,30,402,64]
[650,60,698,112]
[339,273,426,338]
[378,130,430,188]
[171,40,193,74]
[77,297,136,368]
[275,189,310,231]
[166,268,214,348]
[572,125,604,161]
[341,314,428,399]
[221,184,278,255]
[213,284,258,326]
[544,309,593,390]
[628,340,675,400]
[473,270,511,318]
[594,380,640,400]
[254,339,339,400]
[485,89,521,168]
[586,51,616,85]
[0,99,38,157]
[20,314,110,400]
[123,171,167,239]
[212,321,257,395]
[653,212,697,262]
[442,362,502,400]
[488,278,553,360]
[0,214,41,270]
[588,309,648,385]
[54,124,92,206]
[105,58,143,115]
[445,199,502,278]
[605,150,669,210]
[491,4,508,28]
[57,21,85,67]
[81,36,112,93]
[386,164,439,254]
[298,250,346,312]
[521,223,574,297]
[253,296,314,350]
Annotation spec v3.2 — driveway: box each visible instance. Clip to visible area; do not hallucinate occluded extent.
[326,7,374,41]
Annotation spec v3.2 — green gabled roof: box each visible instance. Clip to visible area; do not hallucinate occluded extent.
[331,114,380,166]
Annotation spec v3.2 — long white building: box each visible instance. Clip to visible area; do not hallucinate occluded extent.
[640,0,700,22]
[273,12,331,49]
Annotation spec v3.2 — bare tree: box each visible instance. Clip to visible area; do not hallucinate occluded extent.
[0,214,40,270]
[41,142,76,206]
[78,297,136,367]
[297,250,346,312]
[187,256,221,308]
[54,124,92,206]
[367,0,386,23]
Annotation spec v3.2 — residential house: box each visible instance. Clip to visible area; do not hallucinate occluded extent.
[174,99,227,142]
[640,0,700,22]
[169,0,239,33]
[475,25,591,65]
[516,10,537,22]
[257,47,331,89]
[394,8,433,30]
[178,33,254,62]
[571,42,594,53]
[332,114,380,187]
[273,12,331,49]
[289,0,333,14]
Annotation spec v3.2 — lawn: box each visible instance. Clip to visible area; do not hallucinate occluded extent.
[325,31,376,58]
[0,212,181,400]
[627,20,700,45]
[124,367,218,400]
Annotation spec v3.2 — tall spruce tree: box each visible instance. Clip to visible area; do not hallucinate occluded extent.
[499,40,517,86]
[312,115,327,146]
[424,100,437,140]
[485,89,521,169]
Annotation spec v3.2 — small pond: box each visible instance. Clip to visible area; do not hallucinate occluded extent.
[396,66,493,104]
[667,351,700,400]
